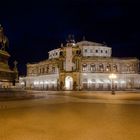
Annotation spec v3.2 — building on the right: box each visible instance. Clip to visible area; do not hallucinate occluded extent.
[19,37,140,91]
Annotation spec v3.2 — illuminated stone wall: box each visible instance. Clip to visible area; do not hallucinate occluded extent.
[20,40,140,91]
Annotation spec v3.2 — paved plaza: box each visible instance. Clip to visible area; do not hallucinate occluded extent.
[0,91,140,140]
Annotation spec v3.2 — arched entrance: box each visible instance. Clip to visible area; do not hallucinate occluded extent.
[65,76,73,90]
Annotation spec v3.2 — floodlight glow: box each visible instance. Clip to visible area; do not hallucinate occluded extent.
[34,81,39,85]
[20,82,25,85]
[65,76,73,90]
[40,81,43,84]
[65,80,70,89]
[51,81,56,84]
[109,73,117,79]
[44,81,48,84]
[120,80,126,84]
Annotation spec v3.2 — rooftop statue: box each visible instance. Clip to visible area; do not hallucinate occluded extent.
[66,34,75,44]
[0,24,9,51]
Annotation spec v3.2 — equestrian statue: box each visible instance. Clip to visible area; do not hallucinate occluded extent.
[0,24,9,51]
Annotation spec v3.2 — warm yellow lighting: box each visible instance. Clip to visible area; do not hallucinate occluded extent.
[109,73,117,79]
[20,82,25,85]
[44,81,48,84]
[51,81,56,84]
[120,80,125,84]
[40,81,43,84]
[109,73,117,95]
[65,76,73,90]
[65,81,70,89]
[34,81,39,85]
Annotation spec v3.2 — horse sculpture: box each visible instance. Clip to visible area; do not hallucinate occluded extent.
[0,24,9,51]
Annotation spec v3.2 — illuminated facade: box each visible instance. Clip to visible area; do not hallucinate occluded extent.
[20,37,140,90]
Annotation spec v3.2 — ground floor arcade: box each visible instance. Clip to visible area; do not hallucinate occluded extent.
[19,73,140,91]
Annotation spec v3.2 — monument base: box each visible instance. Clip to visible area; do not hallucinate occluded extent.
[0,50,18,88]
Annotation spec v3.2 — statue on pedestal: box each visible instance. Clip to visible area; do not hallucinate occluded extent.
[0,24,18,88]
[0,24,9,51]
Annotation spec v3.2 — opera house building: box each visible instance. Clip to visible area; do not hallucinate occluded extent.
[19,37,140,91]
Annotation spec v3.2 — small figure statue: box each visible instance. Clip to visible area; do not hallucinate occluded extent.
[0,24,9,51]
[14,60,18,72]
[61,43,63,48]
[82,36,86,41]
[13,60,19,81]
[66,34,76,47]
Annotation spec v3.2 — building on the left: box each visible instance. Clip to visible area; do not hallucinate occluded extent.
[0,25,18,88]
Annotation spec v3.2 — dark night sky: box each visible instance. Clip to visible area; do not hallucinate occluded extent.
[0,0,140,75]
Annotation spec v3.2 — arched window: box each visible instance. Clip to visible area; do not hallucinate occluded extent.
[60,51,63,56]
[39,68,41,74]
[113,64,117,72]
[99,64,104,72]
[82,64,87,71]
[126,64,132,72]
[82,79,88,83]
[42,68,45,74]
[106,64,111,72]
[84,49,87,53]
[96,50,98,53]
[45,66,49,73]
[90,49,93,53]
[129,64,133,71]
[91,64,96,72]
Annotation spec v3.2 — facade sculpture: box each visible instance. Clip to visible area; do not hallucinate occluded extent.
[19,36,140,91]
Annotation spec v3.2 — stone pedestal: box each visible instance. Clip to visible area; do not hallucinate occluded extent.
[0,50,18,88]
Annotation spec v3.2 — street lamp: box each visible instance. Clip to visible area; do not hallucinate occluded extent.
[109,73,117,95]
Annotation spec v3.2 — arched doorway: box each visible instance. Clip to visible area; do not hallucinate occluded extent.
[65,76,73,90]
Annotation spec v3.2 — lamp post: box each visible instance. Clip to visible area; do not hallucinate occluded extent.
[109,73,117,95]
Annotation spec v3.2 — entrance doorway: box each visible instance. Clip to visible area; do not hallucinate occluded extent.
[65,76,73,90]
